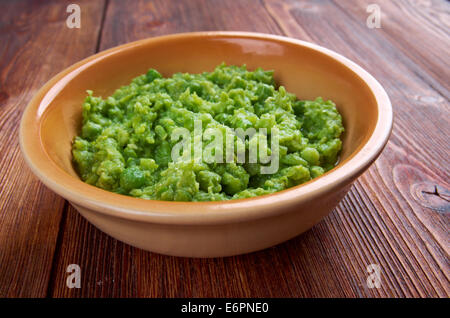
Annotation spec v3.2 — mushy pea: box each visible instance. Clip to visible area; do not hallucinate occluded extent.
[72,64,344,201]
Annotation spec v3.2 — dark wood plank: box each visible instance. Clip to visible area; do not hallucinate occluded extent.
[98,0,282,51]
[335,0,450,95]
[0,0,106,297]
[48,0,449,297]
[263,0,449,297]
[331,0,450,297]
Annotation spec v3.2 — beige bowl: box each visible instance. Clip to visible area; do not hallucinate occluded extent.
[20,32,392,257]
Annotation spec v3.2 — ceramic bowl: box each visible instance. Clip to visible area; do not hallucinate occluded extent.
[20,32,392,257]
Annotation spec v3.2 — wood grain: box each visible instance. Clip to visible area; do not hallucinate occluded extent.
[0,0,448,298]
[98,0,282,51]
[263,0,450,297]
[336,0,450,95]
[0,0,105,297]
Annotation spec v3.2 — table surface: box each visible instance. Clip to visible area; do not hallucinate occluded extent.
[1,0,449,298]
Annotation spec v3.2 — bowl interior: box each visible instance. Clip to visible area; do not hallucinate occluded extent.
[38,34,378,190]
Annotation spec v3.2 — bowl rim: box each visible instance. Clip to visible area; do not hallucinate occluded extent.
[19,31,392,225]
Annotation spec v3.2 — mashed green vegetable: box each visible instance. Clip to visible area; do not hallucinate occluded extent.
[72,64,344,201]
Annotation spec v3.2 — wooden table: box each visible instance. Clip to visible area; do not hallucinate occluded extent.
[1,0,448,298]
